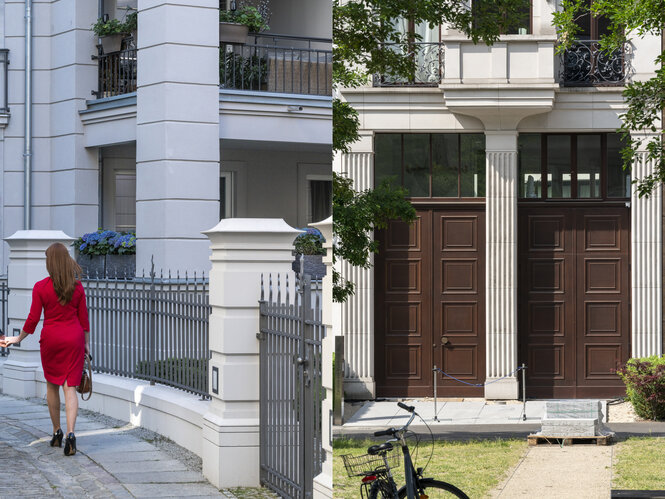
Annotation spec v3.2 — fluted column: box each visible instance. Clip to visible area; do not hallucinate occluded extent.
[484,131,519,399]
[631,145,662,358]
[336,132,375,399]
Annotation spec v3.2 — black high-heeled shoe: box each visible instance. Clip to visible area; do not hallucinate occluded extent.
[64,432,76,456]
[50,428,63,447]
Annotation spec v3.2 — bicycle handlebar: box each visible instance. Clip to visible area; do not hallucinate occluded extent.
[374,428,396,437]
[398,402,415,412]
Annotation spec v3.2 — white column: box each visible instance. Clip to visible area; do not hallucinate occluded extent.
[201,218,299,489]
[136,0,220,275]
[631,147,662,358]
[484,131,519,399]
[2,230,74,397]
[312,216,332,499]
[336,132,375,399]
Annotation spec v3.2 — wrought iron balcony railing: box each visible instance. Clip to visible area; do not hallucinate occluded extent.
[373,42,444,87]
[92,36,137,99]
[220,34,332,96]
[561,40,631,87]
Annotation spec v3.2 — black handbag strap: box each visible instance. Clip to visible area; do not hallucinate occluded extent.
[80,354,93,401]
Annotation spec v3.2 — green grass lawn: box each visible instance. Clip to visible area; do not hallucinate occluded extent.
[613,437,665,490]
[334,437,526,498]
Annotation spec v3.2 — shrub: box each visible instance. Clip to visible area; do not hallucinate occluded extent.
[294,228,325,256]
[73,229,136,256]
[220,51,268,90]
[92,12,137,37]
[617,356,665,420]
[219,5,268,32]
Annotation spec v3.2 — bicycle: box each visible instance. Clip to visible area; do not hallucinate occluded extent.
[342,402,469,498]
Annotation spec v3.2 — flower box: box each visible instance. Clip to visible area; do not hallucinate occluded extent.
[105,254,136,279]
[100,34,124,54]
[219,22,249,44]
[292,254,326,279]
[77,254,106,279]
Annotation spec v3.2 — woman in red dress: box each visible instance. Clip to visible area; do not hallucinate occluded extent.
[0,242,90,456]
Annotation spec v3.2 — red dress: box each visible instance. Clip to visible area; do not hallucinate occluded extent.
[23,277,90,386]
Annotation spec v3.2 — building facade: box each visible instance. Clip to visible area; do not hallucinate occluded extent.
[337,0,663,400]
[0,0,332,275]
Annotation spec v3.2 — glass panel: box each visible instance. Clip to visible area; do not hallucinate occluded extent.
[310,180,332,223]
[607,133,630,198]
[519,134,542,198]
[220,177,227,220]
[577,135,601,198]
[460,134,485,197]
[574,0,592,39]
[431,134,459,197]
[403,134,430,197]
[547,135,572,198]
[375,134,402,186]
[505,0,531,35]
[115,172,136,231]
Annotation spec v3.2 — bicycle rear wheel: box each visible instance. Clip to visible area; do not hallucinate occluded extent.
[397,478,469,499]
[368,479,399,498]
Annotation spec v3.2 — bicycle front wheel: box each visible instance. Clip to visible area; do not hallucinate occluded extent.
[397,478,469,499]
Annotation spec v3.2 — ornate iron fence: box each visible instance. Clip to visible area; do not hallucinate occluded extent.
[220,33,332,96]
[92,36,137,99]
[82,263,211,398]
[258,272,324,499]
[561,40,631,86]
[373,42,444,86]
[0,273,8,357]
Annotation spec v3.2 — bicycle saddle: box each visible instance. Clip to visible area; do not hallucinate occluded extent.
[367,442,393,455]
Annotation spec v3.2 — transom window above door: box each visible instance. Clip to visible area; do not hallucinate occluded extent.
[518,133,630,200]
[375,133,486,199]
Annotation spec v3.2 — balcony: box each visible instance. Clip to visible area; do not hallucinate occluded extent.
[560,40,630,87]
[92,36,137,99]
[372,42,444,87]
[220,34,332,96]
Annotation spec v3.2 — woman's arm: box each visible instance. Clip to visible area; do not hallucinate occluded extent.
[22,283,44,335]
[1,329,29,347]
[78,285,91,356]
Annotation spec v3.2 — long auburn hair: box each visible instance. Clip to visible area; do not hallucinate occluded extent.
[45,243,82,306]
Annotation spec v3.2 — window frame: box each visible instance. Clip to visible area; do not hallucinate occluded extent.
[472,0,533,35]
[518,132,629,202]
[374,132,486,201]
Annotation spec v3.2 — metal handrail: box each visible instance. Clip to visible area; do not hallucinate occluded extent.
[561,39,631,87]
[372,41,444,87]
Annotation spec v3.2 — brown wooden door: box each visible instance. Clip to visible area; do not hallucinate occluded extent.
[519,206,629,398]
[375,207,485,397]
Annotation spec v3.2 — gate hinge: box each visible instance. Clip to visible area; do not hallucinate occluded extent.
[256,332,265,340]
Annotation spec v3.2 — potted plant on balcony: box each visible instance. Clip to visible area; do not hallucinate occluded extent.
[292,228,326,279]
[219,5,269,44]
[73,229,136,279]
[92,12,137,54]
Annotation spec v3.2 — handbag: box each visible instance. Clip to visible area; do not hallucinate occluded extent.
[77,354,93,401]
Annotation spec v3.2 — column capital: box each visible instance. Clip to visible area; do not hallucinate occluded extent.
[485,131,519,152]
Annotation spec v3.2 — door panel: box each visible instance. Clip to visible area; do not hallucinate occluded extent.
[375,207,485,397]
[519,206,629,398]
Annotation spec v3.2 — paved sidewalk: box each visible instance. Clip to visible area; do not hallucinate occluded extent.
[489,445,613,498]
[0,394,273,499]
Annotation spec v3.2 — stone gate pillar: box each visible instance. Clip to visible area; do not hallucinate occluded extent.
[2,230,74,397]
[201,218,300,488]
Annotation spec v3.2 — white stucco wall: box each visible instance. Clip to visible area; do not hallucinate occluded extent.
[268,0,331,39]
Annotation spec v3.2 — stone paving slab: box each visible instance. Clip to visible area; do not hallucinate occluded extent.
[0,394,275,498]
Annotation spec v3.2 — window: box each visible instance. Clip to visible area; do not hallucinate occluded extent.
[473,0,531,35]
[220,172,235,220]
[114,171,136,231]
[518,133,629,200]
[309,180,332,223]
[573,0,612,40]
[375,133,486,198]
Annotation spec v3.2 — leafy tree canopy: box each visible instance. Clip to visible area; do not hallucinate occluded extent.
[553,0,665,198]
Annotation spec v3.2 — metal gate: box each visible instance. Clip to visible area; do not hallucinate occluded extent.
[258,272,323,499]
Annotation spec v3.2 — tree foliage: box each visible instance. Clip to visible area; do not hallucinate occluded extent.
[553,0,665,198]
[333,173,416,302]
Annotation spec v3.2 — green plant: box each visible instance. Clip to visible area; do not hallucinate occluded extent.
[617,356,665,420]
[73,230,136,256]
[294,229,325,256]
[219,5,268,32]
[92,11,137,37]
[220,50,268,89]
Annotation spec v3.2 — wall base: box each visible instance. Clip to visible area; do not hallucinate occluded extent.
[344,378,375,400]
[313,469,333,499]
[484,377,519,400]
[201,411,260,489]
[1,361,40,398]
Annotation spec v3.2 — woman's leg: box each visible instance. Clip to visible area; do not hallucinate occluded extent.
[45,381,61,433]
[62,381,78,435]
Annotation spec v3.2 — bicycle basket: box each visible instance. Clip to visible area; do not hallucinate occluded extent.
[341,447,402,477]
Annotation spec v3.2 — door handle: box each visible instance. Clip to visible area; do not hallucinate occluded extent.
[441,336,449,345]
